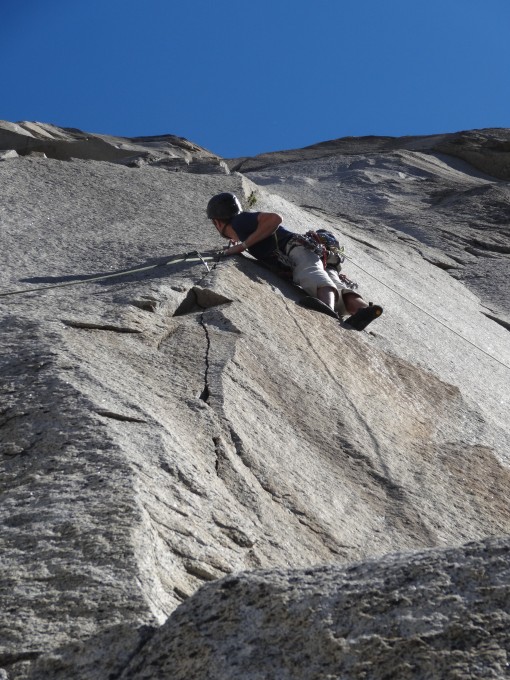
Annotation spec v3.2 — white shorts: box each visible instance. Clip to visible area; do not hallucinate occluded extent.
[285,243,360,316]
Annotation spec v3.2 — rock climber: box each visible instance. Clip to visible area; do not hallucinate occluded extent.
[206,192,383,331]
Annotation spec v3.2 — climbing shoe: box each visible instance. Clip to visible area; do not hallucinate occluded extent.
[298,296,339,320]
[345,303,383,331]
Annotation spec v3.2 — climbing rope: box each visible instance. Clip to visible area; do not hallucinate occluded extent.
[345,254,510,372]
[1,241,507,373]
[0,250,219,298]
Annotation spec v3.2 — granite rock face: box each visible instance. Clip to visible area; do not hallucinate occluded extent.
[230,128,510,181]
[120,536,510,680]
[0,120,229,173]
[233,128,510,325]
[0,124,509,679]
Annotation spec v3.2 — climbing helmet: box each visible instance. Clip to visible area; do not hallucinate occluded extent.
[206,193,242,220]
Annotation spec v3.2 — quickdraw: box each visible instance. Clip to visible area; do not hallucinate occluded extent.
[335,272,359,291]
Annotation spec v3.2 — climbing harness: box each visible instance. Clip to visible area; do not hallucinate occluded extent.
[286,229,345,264]
[283,229,358,290]
[0,250,218,299]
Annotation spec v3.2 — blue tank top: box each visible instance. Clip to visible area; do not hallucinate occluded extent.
[231,212,294,264]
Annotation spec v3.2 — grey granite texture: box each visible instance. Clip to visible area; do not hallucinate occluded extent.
[0,124,509,679]
[120,536,510,680]
[234,129,510,324]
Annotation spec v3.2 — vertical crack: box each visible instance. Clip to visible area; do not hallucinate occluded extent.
[199,311,211,403]
[213,436,221,473]
[107,625,157,680]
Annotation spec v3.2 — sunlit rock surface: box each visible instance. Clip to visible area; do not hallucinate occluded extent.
[120,536,510,680]
[0,124,509,679]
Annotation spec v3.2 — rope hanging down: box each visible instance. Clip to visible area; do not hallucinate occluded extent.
[0,251,218,298]
[345,255,510,373]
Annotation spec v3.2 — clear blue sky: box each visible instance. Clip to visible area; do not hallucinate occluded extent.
[2,0,509,158]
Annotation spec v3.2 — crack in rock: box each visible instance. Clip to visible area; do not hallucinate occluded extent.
[159,461,207,498]
[213,436,221,473]
[183,560,225,582]
[95,410,148,423]
[61,319,142,333]
[107,626,157,680]
[199,312,211,403]
[212,511,256,548]
[171,285,234,403]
